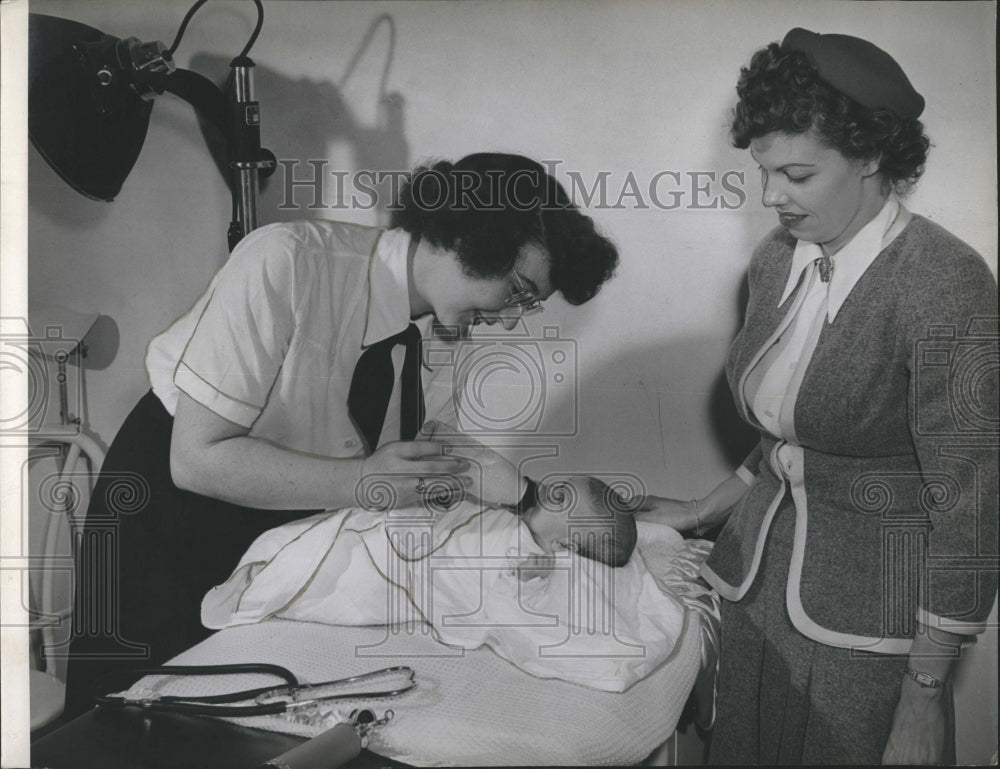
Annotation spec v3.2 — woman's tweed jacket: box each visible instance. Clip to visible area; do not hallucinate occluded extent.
[702,214,998,652]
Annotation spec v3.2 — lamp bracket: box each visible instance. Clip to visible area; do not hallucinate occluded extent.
[125,38,176,77]
[73,35,176,111]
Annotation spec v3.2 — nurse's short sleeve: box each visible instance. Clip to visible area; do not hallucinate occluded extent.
[175,226,301,427]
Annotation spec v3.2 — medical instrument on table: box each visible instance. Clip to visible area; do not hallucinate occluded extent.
[259,708,395,769]
[94,663,416,717]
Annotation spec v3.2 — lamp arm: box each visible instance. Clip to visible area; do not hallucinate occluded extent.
[130,65,274,250]
[131,67,227,136]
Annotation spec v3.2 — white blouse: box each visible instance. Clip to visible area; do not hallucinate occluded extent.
[747,198,906,439]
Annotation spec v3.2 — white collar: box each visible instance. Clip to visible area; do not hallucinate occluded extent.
[362,228,429,346]
[779,198,907,322]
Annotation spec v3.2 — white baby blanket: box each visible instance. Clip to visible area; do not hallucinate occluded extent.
[202,502,688,692]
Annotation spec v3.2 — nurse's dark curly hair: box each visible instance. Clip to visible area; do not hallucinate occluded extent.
[391,153,619,305]
[730,43,930,192]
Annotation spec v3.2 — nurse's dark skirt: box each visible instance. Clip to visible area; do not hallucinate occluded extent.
[63,391,314,720]
[707,499,955,765]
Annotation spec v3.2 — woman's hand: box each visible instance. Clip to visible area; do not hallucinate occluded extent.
[421,422,523,507]
[358,439,471,511]
[635,473,753,534]
[881,680,947,765]
[634,496,699,532]
[882,622,961,765]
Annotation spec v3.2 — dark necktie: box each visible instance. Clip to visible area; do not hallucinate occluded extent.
[347,324,424,454]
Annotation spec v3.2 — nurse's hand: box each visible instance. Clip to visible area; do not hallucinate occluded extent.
[357,440,471,511]
[420,422,522,507]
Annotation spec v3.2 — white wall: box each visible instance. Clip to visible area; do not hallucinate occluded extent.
[24,0,997,762]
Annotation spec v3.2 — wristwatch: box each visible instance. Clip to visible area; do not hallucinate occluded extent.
[906,668,943,688]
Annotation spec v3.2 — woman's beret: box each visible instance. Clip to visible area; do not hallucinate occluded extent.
[781,27,924,119]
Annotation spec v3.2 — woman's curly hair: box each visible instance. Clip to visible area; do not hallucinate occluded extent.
[390,153,618,305]
[730,43,930,192]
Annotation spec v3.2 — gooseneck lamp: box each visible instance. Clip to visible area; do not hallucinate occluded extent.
[28,0,276,250]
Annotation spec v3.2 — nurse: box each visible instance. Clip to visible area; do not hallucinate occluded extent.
[640,30,997,764]
[64,152,620,719]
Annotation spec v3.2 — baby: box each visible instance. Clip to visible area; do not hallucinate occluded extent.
[202,473,679,693]
[428,424,638,568]
[511,475,638,578]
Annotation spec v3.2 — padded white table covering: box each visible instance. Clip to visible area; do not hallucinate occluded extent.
[137,612,702,766]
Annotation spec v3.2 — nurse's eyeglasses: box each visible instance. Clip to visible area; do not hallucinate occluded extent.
[473,270,544,328]
[503,270,544,317]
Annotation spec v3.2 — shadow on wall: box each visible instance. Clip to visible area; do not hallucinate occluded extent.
[570,269,756,476]
[472,335,757,506]
[461,267,756,502]
[574,336,757,479]
[711,271,755,468]
[190,15,409,227]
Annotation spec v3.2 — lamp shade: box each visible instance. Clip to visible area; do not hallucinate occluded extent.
[29,13,153,201]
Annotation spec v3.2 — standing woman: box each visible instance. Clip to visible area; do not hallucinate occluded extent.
[643,29,997,764]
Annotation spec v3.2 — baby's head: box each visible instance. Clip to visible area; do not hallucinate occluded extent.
[522,476,638,567]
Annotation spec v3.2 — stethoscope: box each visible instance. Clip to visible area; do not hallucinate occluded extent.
[95,663,416,718]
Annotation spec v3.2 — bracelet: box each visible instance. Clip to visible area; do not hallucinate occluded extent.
[691,498,702,536]
[906,668,944,689]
